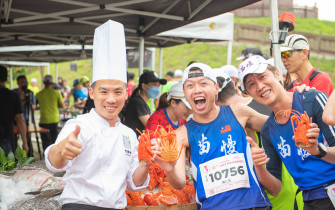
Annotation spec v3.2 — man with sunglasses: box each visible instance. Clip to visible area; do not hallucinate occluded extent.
[281,34,333,96]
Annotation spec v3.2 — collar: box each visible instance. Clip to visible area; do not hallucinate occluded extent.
[89,108,121,128]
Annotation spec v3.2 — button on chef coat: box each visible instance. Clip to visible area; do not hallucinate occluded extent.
[45,108,149,209]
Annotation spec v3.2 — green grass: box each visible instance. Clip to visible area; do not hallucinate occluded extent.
[235,17,335,36]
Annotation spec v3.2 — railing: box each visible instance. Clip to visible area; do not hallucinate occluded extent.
[234,23,335,55]
[232,5,318,19]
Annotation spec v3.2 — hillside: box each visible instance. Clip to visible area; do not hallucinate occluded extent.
[235,17,335,36]
[8,17,335,89]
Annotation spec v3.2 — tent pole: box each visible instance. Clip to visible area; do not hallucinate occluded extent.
[158,48,163,78]
[227,40,233,65]
[151,48,156,72]
[55,63,58,81]
[47,63,50,74]
[10,68,13,89]
[139,36,144,76]
[270,0,283,84]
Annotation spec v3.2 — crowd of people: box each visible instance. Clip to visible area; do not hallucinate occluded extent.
[0,18,334,210]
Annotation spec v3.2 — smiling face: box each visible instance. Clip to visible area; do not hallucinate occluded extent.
[89,79,127,126]
[244,68,283,107]
[183,70,219,118]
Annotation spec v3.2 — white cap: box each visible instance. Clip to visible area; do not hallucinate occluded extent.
[280,34,309,52]
[182,63,217,85]
[31,78,37,83]
[167,82,191,109]
[92,20,127,84]
[238,55,270,91]
[221,65,238,78]
[212,68,232,90]
[174,69,183,77]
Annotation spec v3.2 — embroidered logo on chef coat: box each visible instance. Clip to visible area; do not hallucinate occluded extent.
[123,135,132,156]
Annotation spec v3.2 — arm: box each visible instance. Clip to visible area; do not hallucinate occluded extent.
[64,88,73,103]
[323,91,335,125]
[248,133,282,196]
[132,161,151,187]
[152,126,187,189]
[310,91,335,163]
[58,91,65,109]
[232,103,268,132]
[15,113,28,153]
[139,115,150,126]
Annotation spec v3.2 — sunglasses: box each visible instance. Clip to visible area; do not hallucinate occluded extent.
[281,49,302,59]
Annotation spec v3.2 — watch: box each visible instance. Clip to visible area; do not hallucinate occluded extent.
[312,143,328,158]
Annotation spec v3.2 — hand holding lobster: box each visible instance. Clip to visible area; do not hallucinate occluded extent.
[293,121,320,154]
[151,138,178,173]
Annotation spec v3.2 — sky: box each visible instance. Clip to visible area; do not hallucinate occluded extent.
[294,0,335,21]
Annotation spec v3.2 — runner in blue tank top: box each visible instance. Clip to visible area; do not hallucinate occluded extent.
[238,55,335,209]
[152,63,273,210]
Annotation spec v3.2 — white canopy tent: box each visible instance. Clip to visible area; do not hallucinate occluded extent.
[155,13,234,78]
[0,61,50,89]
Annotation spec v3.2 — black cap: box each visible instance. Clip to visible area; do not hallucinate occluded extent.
[139,71,167,85]
[165,71,174,77]
[236,47,263,60]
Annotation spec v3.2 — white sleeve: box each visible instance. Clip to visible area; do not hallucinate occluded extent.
[44,119,84,172]
[126,132,150,191]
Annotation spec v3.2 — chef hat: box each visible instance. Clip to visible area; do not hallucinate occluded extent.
[92,20,127,84]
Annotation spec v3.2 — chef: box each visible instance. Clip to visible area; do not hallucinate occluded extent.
[45,20,150,210]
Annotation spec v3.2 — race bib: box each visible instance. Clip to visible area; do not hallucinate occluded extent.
[326,183,335,207]
[199,153,250,198]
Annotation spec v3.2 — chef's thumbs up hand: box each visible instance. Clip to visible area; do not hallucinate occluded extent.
[247,136,269,167]
[59,125,82,160]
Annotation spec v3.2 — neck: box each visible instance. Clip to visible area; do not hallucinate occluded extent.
[166,106,178,125]
[139,90,149,103]
[271,92,294,123]
[296,61,314,84]
[0,82,5,88]
[193,105,220,124]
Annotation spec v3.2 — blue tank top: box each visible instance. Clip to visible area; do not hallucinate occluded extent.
[268,91,335,190]
[185,106,271,210]
[73,88,87,100]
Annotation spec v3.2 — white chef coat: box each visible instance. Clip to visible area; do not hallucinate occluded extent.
[45,108,149,209]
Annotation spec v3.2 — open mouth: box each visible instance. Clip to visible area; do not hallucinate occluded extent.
[261,90,271,98]
[194,97,206,110]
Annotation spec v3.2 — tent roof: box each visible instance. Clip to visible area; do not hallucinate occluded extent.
[0,0,259,62]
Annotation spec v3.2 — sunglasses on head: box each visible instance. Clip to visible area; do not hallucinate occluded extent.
[281,49,302,59]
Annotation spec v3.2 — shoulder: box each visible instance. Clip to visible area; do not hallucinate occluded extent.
[302,90,327,102]
[310,70,333,85]
[315,70,332,79]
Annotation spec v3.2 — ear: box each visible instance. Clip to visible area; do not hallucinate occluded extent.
[89,87,94,100]
[301,49,309,59]
[214,83,220,95]
[274,68,281,80]
[141,83,147,91]
[170,99,177,107]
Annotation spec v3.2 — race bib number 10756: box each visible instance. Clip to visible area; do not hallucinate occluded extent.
[199,153,250,198]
